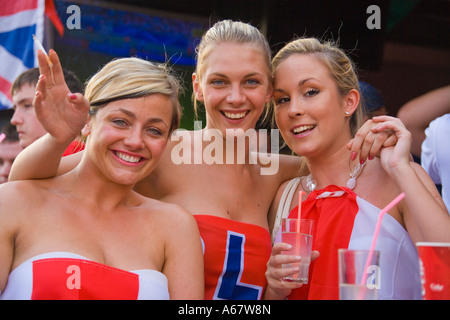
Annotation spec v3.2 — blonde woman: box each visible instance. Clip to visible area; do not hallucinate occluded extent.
[265,38,450,300]
[10,21,394,300]
[0,52,203,300]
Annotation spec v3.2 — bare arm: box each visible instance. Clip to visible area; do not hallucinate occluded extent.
[163,208,204,299]
[0,185,20,294]
[398,162,449,242]
[397,85,450,157]
[372,116,450,243]
[9,49,87,181]
[9,133,82,180]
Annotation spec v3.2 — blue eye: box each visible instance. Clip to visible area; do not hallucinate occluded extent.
[112,119,127,127]
[146,127,163,136]
[245,79,260,86]
[211,79,225,86]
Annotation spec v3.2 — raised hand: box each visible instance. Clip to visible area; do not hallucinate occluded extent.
[34,49,89,144]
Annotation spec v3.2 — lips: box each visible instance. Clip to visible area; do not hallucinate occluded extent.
[291,124,316,138]
[221,110,249,120]
[292,124,316,135]
[112,150,145,165]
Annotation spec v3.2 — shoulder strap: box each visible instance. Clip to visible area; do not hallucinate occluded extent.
[272,177,301,244]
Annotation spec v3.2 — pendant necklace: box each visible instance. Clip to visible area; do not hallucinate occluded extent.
[305,161,366,192]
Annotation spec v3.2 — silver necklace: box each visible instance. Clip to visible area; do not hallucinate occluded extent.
[305,161,366,192]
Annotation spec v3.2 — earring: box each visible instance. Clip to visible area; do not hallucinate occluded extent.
[345,111,350,115]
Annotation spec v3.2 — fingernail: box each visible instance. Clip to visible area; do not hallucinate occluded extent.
[294,256,302,261]
[351,152,356,161]
[360,159,366,165]
[68,93,76,100]
[368,155,374,160]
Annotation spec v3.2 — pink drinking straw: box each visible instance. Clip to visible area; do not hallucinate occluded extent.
[357,192,406,299]
[292,190,305,281]
[297,191,305,232]
[0,133,5,144]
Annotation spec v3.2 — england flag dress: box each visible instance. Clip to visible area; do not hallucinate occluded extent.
[0,252,170,300]
[194,215,272,300]
[273,178,421,300]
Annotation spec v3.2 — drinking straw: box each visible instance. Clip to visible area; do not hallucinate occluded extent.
[0,133,5,144]
[290,191,305,281]
[297,191,305,232]
[357,192,406,299]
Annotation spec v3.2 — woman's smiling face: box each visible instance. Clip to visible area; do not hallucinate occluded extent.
[193,42,272,135]
[83,94,173,186]
[273,54,354,159]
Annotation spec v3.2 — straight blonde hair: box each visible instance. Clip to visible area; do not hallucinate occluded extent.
[193,20,272,120]
[85,57,182,134]
[272,37,364,137]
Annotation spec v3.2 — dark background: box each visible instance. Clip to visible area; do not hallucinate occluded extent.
[50,0,450,129]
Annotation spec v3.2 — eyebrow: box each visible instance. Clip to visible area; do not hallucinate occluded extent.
[15,97,33,105]
[299,78,315,85]
[274,77,317,93]
[118,108,168,128]
[209,72,264,78]
[118,108,136,119]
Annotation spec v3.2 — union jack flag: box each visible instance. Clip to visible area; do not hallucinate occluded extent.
[0,0,63,110]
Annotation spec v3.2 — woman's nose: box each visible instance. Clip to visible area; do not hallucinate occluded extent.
[226,85,246,106]
[287,97,304,117]
[123,128,144,149]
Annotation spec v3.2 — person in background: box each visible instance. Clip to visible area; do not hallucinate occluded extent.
[418,87,450,211]
[265,37,449,300]
[359,81,387,120]
[398,85,450,206]
[0,123,21,184]
[10,67,85,155]
[0,52,203,300]
[397,85,450,161]
[421,112,450,211]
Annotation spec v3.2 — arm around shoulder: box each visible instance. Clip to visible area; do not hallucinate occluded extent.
[395,161,450,243]
[9,133,82,181]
